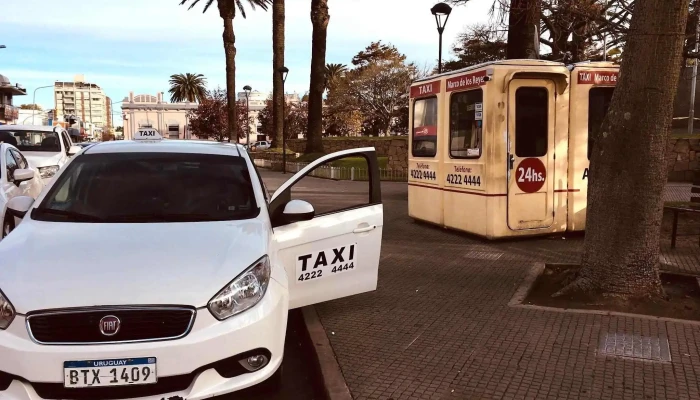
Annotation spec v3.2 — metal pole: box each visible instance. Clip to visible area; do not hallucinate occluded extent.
[31,85,53,125]
[246,95,250,148]
[690,14,700,135]
[282,94,286,174]
[438,30,443,74]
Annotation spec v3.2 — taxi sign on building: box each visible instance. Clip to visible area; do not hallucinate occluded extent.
[134,128,162,140]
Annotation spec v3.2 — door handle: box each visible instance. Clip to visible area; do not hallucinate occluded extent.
[508,154,515,170]
[353,225,376,234]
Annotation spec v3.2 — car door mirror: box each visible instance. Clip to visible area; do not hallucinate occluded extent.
[12,168,34,184]
[282,200,315,224]
[7,195,34,219]
[68,145,82,156]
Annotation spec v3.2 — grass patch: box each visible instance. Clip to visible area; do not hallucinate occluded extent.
[330,156,389,169]
[254,148,296,155]
[670,128,700,139]
[665,201,698,208]
[293,154,389,169]
[290,136,405,141]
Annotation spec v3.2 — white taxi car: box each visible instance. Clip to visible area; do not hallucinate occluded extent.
[1,142,43,239]
[0,125,83,185]
[0,129,383,400]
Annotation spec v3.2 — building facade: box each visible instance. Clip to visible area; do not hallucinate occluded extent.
[0,74,26,125]
[121,92,197,140]
[54,75,107,131]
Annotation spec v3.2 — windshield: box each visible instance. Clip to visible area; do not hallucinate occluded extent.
[32,152,259,223]
[6,130,63,152]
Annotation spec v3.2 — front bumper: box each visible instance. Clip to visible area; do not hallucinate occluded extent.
[0,280,288,400]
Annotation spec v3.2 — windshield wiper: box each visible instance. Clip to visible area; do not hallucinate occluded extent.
[34,208,103,222]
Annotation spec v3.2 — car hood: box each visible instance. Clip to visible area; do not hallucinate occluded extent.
[0,218,270,313]
[22,151,63,168]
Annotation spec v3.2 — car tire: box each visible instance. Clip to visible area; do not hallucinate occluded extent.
[2,215,15,239]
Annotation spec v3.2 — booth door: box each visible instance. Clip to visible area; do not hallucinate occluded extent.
[507,79,556,230]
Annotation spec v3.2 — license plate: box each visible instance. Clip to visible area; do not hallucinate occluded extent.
[63,357,157,388]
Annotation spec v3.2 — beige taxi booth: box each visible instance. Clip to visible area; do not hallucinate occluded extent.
[408,60,619,239]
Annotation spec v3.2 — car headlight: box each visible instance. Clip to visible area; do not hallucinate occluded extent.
[208,256,271,320]
[0,289,15,330]
[38,165,60,179]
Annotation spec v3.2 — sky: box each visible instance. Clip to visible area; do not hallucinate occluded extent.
[1,0,493,126]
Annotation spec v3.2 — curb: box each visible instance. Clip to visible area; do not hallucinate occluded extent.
[301,306,353,400]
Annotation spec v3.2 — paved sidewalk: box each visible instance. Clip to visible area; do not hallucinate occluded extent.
[261,171,700,400]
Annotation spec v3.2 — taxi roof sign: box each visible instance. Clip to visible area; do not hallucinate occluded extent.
[134,128,162,140]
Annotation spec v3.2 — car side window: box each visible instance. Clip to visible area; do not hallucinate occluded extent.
[5,149,18,181]
[10,149,27,169]
[290,154,374,216]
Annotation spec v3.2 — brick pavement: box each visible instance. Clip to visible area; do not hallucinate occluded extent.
[261,170,700,400]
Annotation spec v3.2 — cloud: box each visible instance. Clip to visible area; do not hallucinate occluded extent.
[4,0,494,121]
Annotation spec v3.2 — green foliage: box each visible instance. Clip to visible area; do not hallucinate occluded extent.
[187,88,249,141]
[179,0,271,18]
[441,25,507,73]
[168,73,208,103]
[325,41,415,137]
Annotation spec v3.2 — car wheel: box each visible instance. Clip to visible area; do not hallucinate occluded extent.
[2,215,15,239]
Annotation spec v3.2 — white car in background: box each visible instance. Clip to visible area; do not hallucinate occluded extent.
[0,129,383,400]
[252,140,271,150]
[1,143,43,239]
[0,125,82,184]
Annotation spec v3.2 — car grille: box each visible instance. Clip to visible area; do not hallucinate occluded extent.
[26,307,196,344]
[26,349,270,400]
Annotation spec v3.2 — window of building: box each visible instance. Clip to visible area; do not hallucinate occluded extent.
[168,125,180,139]
[515,87,549,157]
[412,97,438,157]
[588,87,615,159]
[449,89,483,159]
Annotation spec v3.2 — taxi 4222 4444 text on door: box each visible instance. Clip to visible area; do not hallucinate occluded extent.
[0,129,383,400]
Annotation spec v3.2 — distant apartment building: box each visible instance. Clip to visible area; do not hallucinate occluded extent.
[54,75,107,131]
[0,73,26,125]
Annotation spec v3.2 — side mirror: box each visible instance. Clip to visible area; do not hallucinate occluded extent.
[68,145,82,156]
[7,195,34,219]
[12,168,34,184]
[282,200,315,224]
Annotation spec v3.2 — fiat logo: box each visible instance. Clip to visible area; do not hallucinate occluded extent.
[99,315,121,336]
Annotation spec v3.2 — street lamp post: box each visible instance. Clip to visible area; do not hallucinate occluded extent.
[243,85,252,148]
[431,2,452,74]
[277,66,289,174]
[31,85,54,125]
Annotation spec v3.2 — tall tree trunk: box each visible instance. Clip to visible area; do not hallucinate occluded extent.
[218,0,237,142]
[271,0,285,149]
[507,0,541,59]
[306,0,328,154]
[558,0,691,298]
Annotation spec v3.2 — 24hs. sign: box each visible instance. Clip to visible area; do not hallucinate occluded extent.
[515,158,547,193]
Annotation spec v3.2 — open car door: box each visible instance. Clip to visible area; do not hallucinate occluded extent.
[269,148,383,309]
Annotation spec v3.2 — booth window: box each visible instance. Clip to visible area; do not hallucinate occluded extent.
[449,89,483,158]
[412,97,438,157]
[515,87,549,157]
[588,87,615,159]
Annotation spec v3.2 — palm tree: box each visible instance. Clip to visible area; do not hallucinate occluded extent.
[168,73,208,103]
[324,63,347,90]
[306,0,329,154]
[271,0,285,149]
[181,0,272,141]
